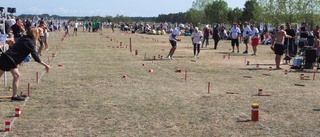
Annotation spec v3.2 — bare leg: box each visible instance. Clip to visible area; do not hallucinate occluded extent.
[0,70,4,77]
[45,37,49,50]
[10,68,20,97]
[253,46,257,54]
[169,47,177,57]
[38,45,43,56]
[275,55,282,69]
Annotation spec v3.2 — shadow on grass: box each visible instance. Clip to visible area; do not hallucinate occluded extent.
[313,109,320,111]
[0,100,11,102]
[236,119,251,123]
[6,116,15,118]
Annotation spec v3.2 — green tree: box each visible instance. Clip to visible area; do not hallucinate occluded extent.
[185,8,205,27]
[192,0,215,10]
[242,0,263,24]
[227,7,243,24]
[204,0,229,24]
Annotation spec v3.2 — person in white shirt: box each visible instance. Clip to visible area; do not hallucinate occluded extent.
[167,24,184,60]
[8,16,16,28]
[250,25,260,55]
[230,22,241,53]
[242,22,251,54]
[163,21,168,32]
[191,27,203,58]
[73,20,79,36]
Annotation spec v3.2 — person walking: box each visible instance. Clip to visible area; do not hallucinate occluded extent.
[191,27,203,58]
[167,24,184,60]
[201,25,210,48]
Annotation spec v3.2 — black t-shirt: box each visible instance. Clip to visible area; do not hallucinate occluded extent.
[285,29,296,37]
[284,29,296,45]
[300,27,308,38]
[11,24,23,38]
[213,28,219,37]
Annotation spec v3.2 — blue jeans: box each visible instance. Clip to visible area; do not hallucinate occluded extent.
[202,35,209,46]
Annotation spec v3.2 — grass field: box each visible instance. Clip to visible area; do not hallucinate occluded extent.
[1,28,320,137]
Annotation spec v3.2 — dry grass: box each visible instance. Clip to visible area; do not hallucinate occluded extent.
[1,28,320,137]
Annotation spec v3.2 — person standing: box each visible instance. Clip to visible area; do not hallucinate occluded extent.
[230,22,241,53]
[43,22,50,50]
[0,27,50,101]
[111,22,115,33]
[201,25,210,48]
[167,24,184,60]
[212,24,220,49]
[37,21,46,56]
[73,20,79,36]
[271,25,292,69]
[10,18,25,43]
[284,23,296,56]
[191,27,203,58]
[242,22,251,54]
[298,23,309,49]
[250,25,260,55]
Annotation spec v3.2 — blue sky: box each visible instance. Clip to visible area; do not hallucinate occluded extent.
[3,0,246,17]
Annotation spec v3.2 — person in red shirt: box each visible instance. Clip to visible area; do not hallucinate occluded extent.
[201,25,210,48]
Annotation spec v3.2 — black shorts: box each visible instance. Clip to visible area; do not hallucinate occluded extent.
[231,39,239,47]
[274,43,284,55]
[169,40,177,47]
[244,38,249,44]
[74,28,78,31]
[0,53,17,71]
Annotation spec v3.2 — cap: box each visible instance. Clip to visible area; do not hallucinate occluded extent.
[195,27,199,31]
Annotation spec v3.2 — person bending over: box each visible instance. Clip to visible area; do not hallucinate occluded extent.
[0,27,50,101]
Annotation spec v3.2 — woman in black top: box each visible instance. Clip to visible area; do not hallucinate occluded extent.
[0,27,50,101]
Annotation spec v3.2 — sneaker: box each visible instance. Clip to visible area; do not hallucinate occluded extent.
[231,50,235,53]
[237,51,239,53]
[11,96,25,101]
[167,55,171,60]
[194,55,197,58]
[170,57,175,60]
[251,53,256,56]
[243,51,248,54]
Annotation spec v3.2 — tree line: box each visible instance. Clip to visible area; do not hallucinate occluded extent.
[185,0,320,29]
[16,0,320,29]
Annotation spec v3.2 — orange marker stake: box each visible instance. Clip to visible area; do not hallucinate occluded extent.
[208,82,210,94]
[185,70,187,81]
[36,72,39,83]
[28,83,30,97]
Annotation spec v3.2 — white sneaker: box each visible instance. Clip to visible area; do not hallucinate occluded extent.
[167,55,171,60]
[194,55,197,58]
[170,57,175,60]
